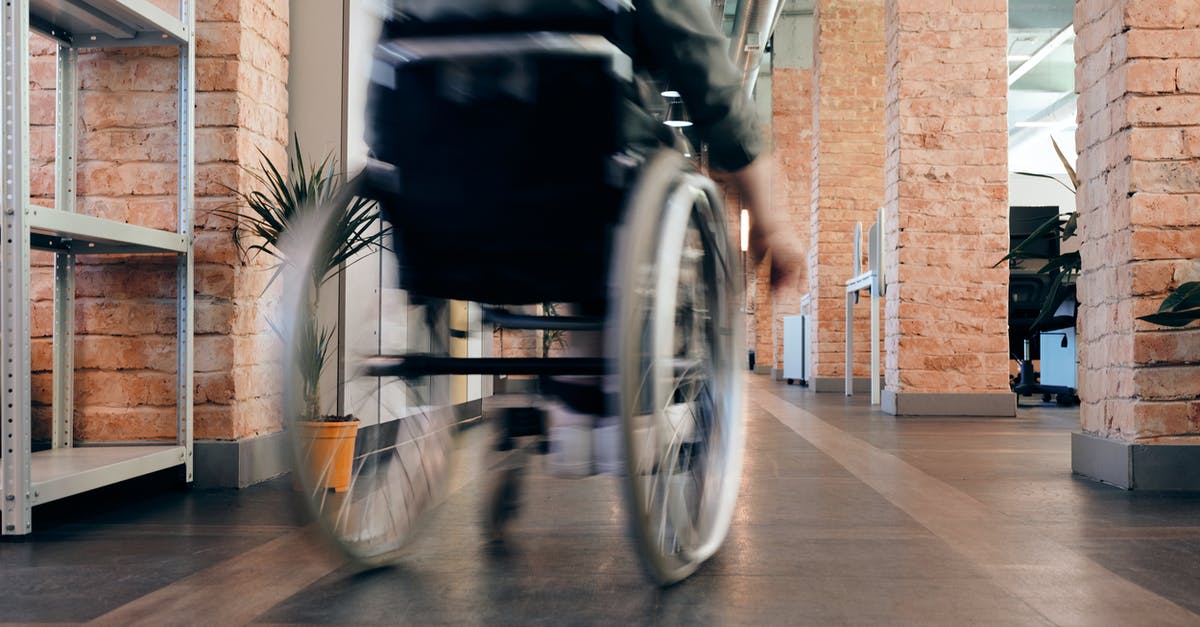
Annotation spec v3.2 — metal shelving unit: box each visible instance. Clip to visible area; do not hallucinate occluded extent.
[1,0,194,535]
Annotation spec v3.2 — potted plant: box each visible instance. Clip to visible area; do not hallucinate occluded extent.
[997,139,1081,402]
[220,139,387,492]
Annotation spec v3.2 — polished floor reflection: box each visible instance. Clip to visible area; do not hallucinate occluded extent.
[4,377,1200,625]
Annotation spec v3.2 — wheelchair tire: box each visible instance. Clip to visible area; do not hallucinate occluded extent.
[611,150,746,585]
[277,180,457,565]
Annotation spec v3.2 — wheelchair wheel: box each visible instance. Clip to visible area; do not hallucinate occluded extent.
[612,150,746,585]
[277,184,457,565]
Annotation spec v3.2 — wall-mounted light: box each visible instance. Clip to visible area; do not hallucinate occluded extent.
[740,209,750,253]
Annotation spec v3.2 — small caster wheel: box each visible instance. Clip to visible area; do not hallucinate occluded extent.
[1042,393,1053,403]
[786,378,795,385]
[1056,394,1078,406]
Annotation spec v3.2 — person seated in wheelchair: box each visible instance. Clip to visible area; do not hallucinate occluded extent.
[287,1,807,581]
[363,0,803,483]
[363,0,803,301]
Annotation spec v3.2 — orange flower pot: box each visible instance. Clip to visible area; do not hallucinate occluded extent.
[298,420,359,493]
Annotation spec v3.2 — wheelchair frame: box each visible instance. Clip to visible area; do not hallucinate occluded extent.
[278,27,746,586]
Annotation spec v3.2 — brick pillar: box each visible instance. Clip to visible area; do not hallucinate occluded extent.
[881,0,1012,415]
[810,0,886,392]
[1071,0,1200,489]
[193,0,290,447]
[771,66,813,375]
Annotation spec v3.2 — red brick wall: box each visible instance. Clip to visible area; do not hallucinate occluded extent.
[771,67,814,372]
[194,0,289,441]
[28,0,289,443]
[811,0,887,381]
[754,246,772,367]
[1076,0,1200,440]
[882,0,1010,395]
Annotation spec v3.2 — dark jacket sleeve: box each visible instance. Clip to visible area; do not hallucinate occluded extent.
[634,0,764,171]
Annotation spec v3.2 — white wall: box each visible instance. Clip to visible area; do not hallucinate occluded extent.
[1009,172,1076,216]
[288,0,346,159]
[1009,171,1078,256]
[298,1,486,414]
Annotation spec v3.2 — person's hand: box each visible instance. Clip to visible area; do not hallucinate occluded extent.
[765,231,805,290]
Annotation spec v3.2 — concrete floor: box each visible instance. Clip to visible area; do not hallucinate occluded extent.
[4,377,1200,625]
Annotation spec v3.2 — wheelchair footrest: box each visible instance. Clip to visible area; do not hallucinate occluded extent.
[503,406,546,439]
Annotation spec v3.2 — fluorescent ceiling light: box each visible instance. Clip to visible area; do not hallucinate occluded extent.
[661,90,681,98]
[1008,26,1073,86]
[664,120,693,128]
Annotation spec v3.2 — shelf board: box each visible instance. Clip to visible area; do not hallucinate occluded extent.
[30,0,189,47]
[1,444,186,505]
[29,205,188,255]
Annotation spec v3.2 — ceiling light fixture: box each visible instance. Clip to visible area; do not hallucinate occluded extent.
[663,98,693,128]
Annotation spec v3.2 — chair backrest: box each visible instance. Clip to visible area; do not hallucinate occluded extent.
[381,0,631,39]
[852,221,863,277]
[362,24,638,304]
[867,206,883,275]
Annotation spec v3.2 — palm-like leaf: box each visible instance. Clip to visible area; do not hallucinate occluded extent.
[1001,141,1082,337]
[1052,136,1079,191]
[215,138,389,420]
[1139,282,1200,327]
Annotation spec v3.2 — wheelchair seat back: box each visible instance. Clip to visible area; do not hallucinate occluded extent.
[364,3,637,305]
[379,0,631,38]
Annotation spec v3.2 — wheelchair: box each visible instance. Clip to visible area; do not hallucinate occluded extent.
[277,5,746,585]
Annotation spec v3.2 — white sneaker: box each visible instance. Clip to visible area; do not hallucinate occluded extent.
[545,401,594,478]
[593,416,623,475]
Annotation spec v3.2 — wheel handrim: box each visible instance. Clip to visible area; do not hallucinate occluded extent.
[280,198,457,564]
[615,152,745,584]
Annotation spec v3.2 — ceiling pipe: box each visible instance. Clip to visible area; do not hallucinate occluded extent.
[711,0,727,28]
[729,0,786,98]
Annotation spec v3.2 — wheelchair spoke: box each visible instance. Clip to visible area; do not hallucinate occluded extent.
[280,188,457,565]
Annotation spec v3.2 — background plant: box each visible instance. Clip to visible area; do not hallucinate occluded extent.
[219,140,388,421]
[998,138,1080,332]
[1139,282,1200,327]
[541,302,566,358]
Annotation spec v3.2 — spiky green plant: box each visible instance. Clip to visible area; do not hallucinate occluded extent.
[218,139,388,422]
[1000,139,1200,330]
[997,137,1080,332]
[541,302,567,358]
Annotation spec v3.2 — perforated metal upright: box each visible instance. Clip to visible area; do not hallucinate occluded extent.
[1,0,194,535]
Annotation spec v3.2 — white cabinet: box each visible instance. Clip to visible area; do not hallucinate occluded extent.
[783,313,810,386]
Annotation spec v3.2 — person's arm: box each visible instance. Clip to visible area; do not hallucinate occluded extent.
[636,0,803,288]
[635,0,762,173]
[729,154,805,289]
